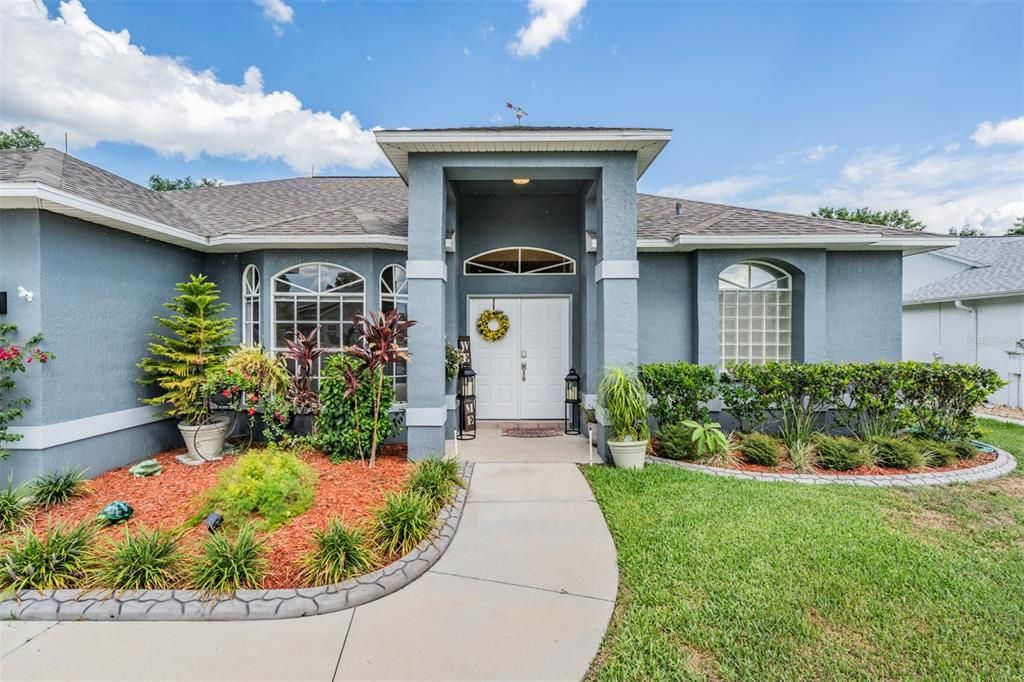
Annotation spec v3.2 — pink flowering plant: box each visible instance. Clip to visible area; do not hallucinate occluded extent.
[1,323,54,459]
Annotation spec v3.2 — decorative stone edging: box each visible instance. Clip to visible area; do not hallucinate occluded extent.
[0,461,474,622]
[646,448,1017,487]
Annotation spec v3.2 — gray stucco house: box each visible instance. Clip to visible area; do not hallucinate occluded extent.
[0,126,954,481]
[903,236,1024,408]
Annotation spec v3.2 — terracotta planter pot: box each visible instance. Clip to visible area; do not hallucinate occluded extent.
[608,439,648,469]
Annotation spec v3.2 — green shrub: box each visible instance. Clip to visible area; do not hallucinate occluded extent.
[407,460,459,511]
[813,435,870,471]
[833,361,904,439]
[30,469,89,507]
[915,439,957,467]
[0,523,95,591]
[638,363,718,426]
[656,422,697,460]
[0,477,30,533]
[898,363,1004,440]
[90,526,184,590]
[301,518,378,586]
[738,433,780,467]
[949,440,979,460]
[682,420,734,467]
[190,524,268,592]
[866,436,924,470]
[371,491,434,557]
[316,355,398,462]
[199,444,316,532]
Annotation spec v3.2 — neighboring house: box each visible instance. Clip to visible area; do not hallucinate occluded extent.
[0,127,954,481]
[903,236,1024,408]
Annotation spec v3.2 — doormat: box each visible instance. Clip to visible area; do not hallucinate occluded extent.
[501,426,563,438]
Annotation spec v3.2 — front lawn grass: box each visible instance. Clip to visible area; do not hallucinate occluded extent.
[583,418,1024,681]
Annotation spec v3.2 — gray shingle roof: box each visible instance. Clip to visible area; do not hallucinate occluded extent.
[904,237,1024,303]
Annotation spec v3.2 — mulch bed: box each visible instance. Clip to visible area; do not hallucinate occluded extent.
[28,443,413,589]
[977,404,1024,422]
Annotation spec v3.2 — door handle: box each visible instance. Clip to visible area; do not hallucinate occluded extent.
[521,361,527,382]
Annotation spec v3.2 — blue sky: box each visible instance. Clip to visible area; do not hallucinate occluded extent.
[2,0,1022,232]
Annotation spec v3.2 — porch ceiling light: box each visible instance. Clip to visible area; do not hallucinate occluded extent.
[512,178,530,185]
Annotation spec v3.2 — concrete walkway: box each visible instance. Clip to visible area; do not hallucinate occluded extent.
[0,462,617,681]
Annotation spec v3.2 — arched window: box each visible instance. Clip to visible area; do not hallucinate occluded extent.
[272,263,365,382]
[242,265,260,346]
[464,247,575,275]
[379,264,408,403]
[719,261,792,365]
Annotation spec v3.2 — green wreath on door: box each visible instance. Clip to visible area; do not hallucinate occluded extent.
[476,309,510,342]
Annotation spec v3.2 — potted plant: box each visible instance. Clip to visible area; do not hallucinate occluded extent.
[597,367,650,469]
[281,325,328,436]
[221,345,291,440]
[138,275,235,464]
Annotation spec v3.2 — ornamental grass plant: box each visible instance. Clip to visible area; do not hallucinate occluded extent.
[89,526,184,590]
[0,522,95,591]
[301,518,378,586]
[190,523,268,593]
[371,491,434,557]
[30,469,89,507]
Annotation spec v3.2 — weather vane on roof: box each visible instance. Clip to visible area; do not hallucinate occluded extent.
[506,102,528,125]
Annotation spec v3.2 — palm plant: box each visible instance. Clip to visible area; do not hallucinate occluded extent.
[343,310,416,467]
[281,325,328,414]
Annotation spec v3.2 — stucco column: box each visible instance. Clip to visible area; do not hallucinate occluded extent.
[594,155,640,458]
[405,156,447,459]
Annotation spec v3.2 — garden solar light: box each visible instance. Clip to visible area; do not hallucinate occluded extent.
[203,511,224,533]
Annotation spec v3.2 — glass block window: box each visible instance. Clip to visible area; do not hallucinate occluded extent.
[719,261,792,365]
[272,263,364,383]
[464,247,575,275]
[379,264,408,404]
[242,264,260,346]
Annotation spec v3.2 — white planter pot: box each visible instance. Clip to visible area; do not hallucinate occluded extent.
[608,439,648,469]
[177,417,230,465]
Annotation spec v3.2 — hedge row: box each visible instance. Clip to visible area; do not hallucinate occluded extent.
[640,361,1004,442]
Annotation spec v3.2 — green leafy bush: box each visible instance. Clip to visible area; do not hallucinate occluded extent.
[0,523,95,590]
[371,491,434,557]
[0,477,30,533]
[407,460,459,511]
[833,362,904,439]
[316,354,398,462]
[445,342,462,382]
[89,526,184,590]
[738,433,780,467]
[915,439,957,467]
[655,422,697,460]
[813,435,871,471]
[301,518,378,585]
[682,420,733,467]
[191,524,268,592]
[866,436,924,470]
[949,440,979,461]
[638,363,717,426]
[30,469,89,507]
[898,363,1004,440]
[199,444,316,531]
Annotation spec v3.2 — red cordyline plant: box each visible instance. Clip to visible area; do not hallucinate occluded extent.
[282,325,329,414]
[343,309,416,467]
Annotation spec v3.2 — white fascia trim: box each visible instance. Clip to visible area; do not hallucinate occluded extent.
[636,234,960,252]
[404,407,448,426]
[406,260,448,281]
[374,128,672,146]
[6,405,169,451]
[0,182,410,252]
[903,289,1024,306]
[595,260,639,281]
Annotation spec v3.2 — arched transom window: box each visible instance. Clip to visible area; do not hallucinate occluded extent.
[719,261,792,365]
[379,264,408,403]
[242,264,260,346]
[464,247,575,275]
[272,263,365,381]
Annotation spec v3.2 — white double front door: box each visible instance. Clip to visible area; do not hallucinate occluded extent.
[469,297,570,420]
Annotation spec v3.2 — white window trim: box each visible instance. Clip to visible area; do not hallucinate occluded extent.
[718,260,793,366]
[463,247,576,276]
[242,264,260,346]
[270,262,366,382]
[379,264,409,404]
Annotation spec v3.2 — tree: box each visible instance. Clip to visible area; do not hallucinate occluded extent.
[148,175,221,192]
[137,275,235,425]
[0,126,44,150]
[812,206,925,231]
[1007,217,1024,236]
[948,226,985,237]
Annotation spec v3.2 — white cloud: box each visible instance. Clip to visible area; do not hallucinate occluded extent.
[510,0,587,57]
[0,0,382,173]
[804,144,837,162]
[971,116,1024,146]
[656,124,1024,234]
[255,0,293,34]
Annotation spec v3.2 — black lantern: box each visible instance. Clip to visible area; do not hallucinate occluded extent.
[564,368,581,435]
[457,365,477,440]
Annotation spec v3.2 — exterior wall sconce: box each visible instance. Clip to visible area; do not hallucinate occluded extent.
[564,368,581,435]
[457,365,477,440]
[512,178,530,185]
[17,286,33,303]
